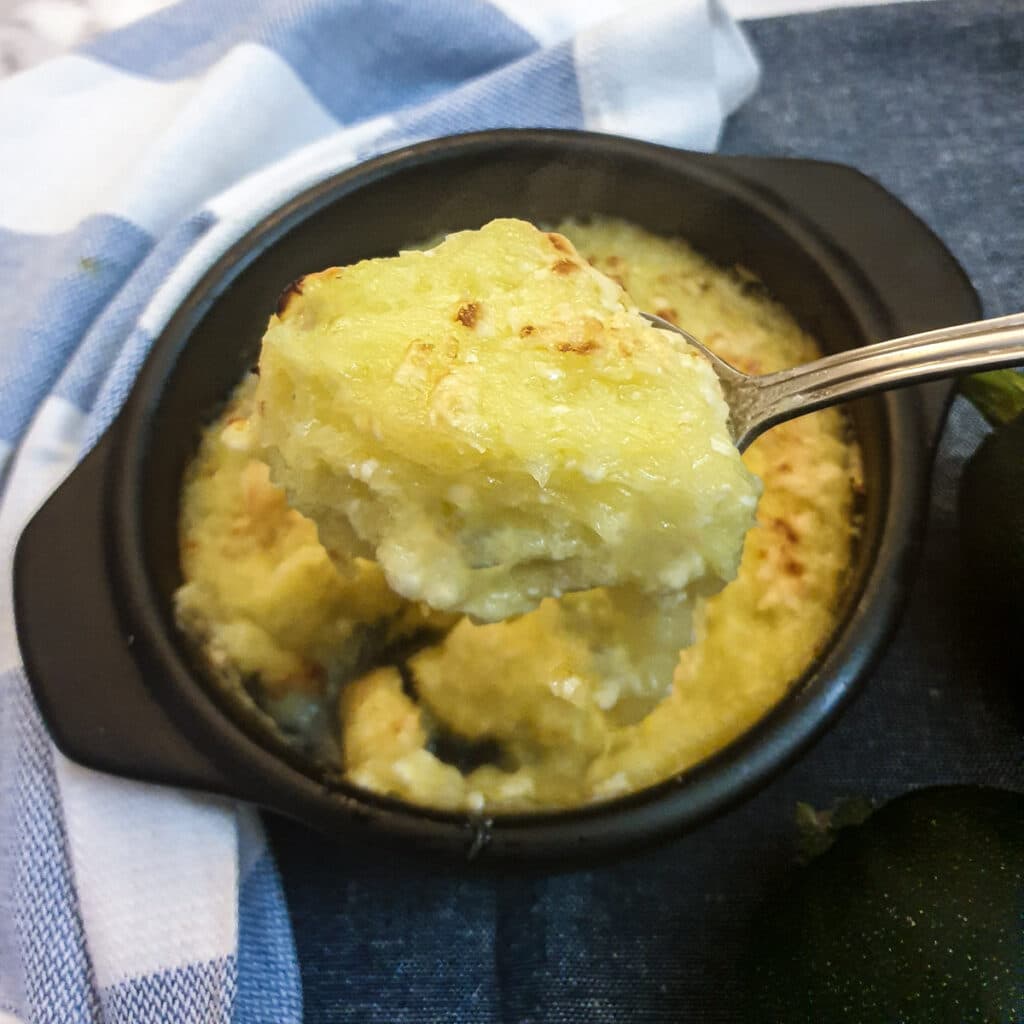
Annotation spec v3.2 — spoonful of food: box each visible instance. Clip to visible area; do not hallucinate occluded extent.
[643,311,1024,451]
[255,216,1022,631]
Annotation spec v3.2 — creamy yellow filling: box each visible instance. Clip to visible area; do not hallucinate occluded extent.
[175,377,448,704]
[175,217,860,812]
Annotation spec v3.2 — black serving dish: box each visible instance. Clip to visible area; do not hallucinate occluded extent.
[14,130,979,862]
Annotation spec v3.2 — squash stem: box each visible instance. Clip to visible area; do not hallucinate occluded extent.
[960,370,1024,427]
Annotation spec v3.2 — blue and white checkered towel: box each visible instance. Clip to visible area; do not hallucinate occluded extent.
[0,2,759,1020]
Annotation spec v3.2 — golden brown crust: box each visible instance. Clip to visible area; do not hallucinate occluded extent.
[276,276,306,317]
[556,338,600,355]
[546,231,572,253]
[455,301,480,327]
[551,257,580,275]
[769,516,799,545]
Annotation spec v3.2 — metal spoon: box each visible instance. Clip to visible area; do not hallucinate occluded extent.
[643,312,1024,451]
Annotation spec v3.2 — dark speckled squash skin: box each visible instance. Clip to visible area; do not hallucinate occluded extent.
[746,786,1024,1023]
[960,414,1024,623]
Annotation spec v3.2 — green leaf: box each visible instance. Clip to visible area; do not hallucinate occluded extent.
[960,370,1024,427]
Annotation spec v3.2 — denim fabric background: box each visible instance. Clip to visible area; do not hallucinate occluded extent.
[267,1,1024,1020]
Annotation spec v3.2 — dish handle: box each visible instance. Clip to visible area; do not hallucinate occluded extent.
[13,433,237,795]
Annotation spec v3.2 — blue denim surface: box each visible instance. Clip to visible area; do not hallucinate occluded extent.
[267,1,1024,1019]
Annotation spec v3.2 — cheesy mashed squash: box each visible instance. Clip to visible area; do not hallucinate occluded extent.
[256,219,757,625]
[175,218,861,811]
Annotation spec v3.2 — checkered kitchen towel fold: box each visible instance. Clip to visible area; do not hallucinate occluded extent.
[0,2,759,1020]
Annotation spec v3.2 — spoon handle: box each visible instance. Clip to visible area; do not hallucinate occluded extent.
[732,313,1024,450]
